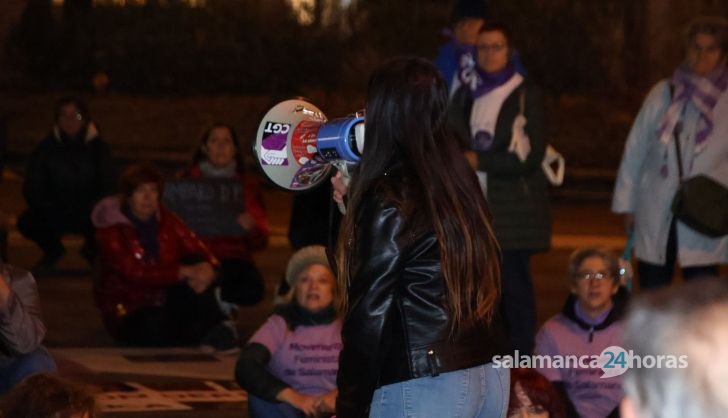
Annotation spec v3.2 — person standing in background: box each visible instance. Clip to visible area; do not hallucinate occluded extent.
[612,16,728,290]
[449,22,551,356]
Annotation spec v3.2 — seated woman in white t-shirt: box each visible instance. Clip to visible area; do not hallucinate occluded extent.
[235,245,340,418]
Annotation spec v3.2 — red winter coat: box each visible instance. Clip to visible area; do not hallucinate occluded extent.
[183,166,269,261]
[91,196,218,334]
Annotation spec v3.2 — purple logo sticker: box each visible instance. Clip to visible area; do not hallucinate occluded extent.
[261,122,290,166]
[473,130,494,151]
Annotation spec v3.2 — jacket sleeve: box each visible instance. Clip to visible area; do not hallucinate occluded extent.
[96,227,183,287]
[612,81,669,213]
[235,342,290,402]
[242,177,269,251]
[0,267,46,356]
[477,84,547,177]
[336,199,404,418]
[93,138,117,200]
[167,211,219,268]
[22,141,53,210]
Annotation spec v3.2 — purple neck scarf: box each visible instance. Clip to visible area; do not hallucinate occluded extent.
[657,60,728,176]
[456,45,517,99]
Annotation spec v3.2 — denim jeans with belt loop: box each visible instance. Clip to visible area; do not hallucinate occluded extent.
[369,362,510,418]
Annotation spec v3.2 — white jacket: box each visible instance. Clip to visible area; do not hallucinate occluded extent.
[612,79,728,266]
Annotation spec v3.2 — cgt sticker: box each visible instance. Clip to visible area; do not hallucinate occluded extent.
[291,120,322,166]
[260,122,290,166]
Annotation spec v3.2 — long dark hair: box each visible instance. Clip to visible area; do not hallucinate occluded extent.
[336,57,501,329]
[190,123,245,174]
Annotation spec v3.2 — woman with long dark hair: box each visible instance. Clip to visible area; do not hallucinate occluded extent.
[334,57,510,418]
[449,22,551,356]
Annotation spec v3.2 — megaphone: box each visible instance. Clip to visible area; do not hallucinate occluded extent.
[253,99,364,192]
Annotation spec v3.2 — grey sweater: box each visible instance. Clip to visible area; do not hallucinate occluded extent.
[0,264,46,366]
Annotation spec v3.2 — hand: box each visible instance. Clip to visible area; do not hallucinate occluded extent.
[464,151,478,171]
[237,213,255,231]
[624,213,635,234]
[314,389,337,415]
[331,171,348,204]
[277,388,318,417]
[181,262,216,294]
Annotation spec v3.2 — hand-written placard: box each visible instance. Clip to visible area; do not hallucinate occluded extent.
[163,178,246,237]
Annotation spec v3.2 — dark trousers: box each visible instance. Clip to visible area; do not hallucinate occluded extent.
[115,283,226,347]
[248,394,305,418]
[219,259,264,306]
[500,249,536,356]
[16,207,95,257]
[638,222,720,290]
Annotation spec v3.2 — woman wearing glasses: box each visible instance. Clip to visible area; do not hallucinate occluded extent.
[612,16,728,289]
[448,22,551,356]
[534,247,627,418]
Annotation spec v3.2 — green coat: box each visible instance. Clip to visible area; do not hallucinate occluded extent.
[448,79,551,252]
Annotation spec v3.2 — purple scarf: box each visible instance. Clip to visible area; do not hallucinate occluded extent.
[657,60,728,176]
[456,45,517,99]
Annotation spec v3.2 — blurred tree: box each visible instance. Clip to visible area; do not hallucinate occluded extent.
[0,0,27,55]
[0,0,27,84]
[12,0,58,87]
[61,0,95,88]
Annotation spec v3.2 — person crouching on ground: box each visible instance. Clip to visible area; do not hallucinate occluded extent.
[235,245,340,418]
[535,247,627,418]
[92,162,236,351]
[18,97,116,274]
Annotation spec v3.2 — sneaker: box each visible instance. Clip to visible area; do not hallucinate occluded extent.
[199,321,240,355]
[214,286,239,320]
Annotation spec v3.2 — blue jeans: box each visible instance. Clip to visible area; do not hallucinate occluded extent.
[369,363,509,418]
[0,346,57,394]
[248,393,305,418]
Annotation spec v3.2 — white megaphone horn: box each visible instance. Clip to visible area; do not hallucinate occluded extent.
[253,99,364,195]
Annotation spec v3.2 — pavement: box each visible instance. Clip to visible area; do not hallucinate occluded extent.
[0,163,683,417]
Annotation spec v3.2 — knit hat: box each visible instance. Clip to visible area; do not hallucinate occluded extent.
[285,245,331,289]
[451,0,490,24]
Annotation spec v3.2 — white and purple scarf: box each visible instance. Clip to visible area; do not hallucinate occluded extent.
[657,60,728,176]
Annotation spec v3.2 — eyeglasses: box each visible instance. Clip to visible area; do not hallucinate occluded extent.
[573,271,612,281]
[59,111,83,121]
[477,43,507,53]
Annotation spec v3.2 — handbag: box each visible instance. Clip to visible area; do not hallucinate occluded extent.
[670,121,728,237]
[510,89,565,186]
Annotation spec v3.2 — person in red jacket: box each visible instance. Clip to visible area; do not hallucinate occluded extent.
[182,124,269,307]
[92,162,235,349]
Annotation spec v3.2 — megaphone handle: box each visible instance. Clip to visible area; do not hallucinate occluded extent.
[332,162,353,215]
[336,173,350,215]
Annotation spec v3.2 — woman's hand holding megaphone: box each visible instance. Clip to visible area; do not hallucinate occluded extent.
[331,171,351,214]
[332,171,348,204]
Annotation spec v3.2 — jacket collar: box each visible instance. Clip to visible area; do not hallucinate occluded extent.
[561,286,629,333]
[52,121,99,144]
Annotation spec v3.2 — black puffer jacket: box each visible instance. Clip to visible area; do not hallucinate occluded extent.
[23,123,115,218]
[448,79,551,252]
[335,180,509,418]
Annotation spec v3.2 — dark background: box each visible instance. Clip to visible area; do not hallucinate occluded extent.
[0,0,727,174]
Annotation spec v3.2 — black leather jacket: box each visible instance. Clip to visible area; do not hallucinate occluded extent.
[335,181,509,418]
